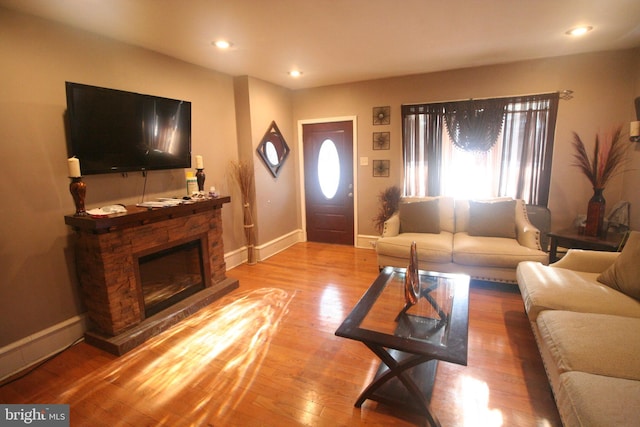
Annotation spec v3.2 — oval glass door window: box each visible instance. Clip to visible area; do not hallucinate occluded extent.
[318,139,340,199]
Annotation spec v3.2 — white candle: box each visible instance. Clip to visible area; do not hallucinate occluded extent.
[195,155,204,169]
[67,157,81,177]
[630,121,640,138]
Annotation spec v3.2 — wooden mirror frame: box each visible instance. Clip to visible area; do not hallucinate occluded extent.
[256,121,290,178]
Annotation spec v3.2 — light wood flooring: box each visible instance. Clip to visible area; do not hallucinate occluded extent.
[0,242,561,426]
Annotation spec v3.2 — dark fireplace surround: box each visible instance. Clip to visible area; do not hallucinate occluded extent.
[65,197,238,355]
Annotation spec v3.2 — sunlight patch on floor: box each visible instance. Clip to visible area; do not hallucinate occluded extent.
[60,287,295,424]
[459,375,503,427]
[319,285,344,323]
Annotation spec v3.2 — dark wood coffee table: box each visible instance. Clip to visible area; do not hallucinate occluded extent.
[335,267,470,426]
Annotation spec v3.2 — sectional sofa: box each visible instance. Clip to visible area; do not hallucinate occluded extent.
[517,231,640,426]
[375,197,548,283]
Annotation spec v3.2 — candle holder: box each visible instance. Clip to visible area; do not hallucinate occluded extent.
[196,168,206,192]
[69,177,87,216]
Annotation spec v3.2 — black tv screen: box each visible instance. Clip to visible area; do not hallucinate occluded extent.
[65,82,191,175]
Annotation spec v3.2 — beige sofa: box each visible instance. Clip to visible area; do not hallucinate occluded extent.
[375,197,548,283]
[517,232,640,426]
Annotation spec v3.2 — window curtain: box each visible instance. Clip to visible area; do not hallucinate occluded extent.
[499,93,559,205]
[402,104,444,197]
[402,92,559,205]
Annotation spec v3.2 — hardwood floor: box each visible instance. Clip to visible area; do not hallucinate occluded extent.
[0,242,561,426]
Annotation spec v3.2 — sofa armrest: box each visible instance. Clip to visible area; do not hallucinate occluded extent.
[550,249,619,273]
[382,212,400,237]
[515,200,541,250]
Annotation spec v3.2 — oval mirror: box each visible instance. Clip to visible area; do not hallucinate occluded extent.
[265,141,279,165]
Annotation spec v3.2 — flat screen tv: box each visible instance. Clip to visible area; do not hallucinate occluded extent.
[65,82,191,175]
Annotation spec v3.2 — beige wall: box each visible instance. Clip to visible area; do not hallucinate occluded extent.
[0,9,243,346]
[292,49,640,235]
[622,51,640,230]
[236,77,299,245]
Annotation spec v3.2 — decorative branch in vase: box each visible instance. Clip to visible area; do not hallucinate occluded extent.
[373,185,402,234]
[229,160,257,265]
[572,125,629,237]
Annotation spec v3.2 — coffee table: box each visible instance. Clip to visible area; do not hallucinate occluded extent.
[335,266,470,426]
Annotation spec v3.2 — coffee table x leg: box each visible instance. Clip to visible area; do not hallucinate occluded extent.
[355,342,442,427]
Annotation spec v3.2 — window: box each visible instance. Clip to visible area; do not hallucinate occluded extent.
[402,93,559,206]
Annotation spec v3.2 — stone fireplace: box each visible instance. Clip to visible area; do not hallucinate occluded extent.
[65,197,238,355]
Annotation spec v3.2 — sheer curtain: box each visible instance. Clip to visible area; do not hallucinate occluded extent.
[499,94,559,205]
[402,104,444,197]
[441,131,504,199]
[402,93,559,205]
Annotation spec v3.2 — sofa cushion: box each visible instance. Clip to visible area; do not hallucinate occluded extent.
[598,231,640,300]
[402,196,455,233]
[537,310,640,380]
[467,199,516,238]
[556,371,640,427]
[455,197,512,232]
[517,261,640,321]
[375,232,453,264]
[399,199,440,233]
[453,233,547,268]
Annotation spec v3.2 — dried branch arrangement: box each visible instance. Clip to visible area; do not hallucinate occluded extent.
[373,185,402,234]
[229,160,257,265]
[572,126,628,189]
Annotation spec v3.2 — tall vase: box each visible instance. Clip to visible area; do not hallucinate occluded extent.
[585,188,605,237]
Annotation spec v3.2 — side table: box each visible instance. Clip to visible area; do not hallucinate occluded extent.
[548,229,624,263]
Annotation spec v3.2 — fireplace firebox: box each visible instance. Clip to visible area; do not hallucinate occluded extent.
[137,238,207,317]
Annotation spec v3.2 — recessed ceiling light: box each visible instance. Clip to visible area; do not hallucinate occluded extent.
[565,26,593,36]
[288,70,303,78]
[213,40,232,49]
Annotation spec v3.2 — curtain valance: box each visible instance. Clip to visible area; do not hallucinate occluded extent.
[443,99,507,152]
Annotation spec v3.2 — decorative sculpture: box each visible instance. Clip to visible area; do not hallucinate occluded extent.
[403,241,420,307]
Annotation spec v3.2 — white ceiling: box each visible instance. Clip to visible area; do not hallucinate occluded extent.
[2,0,640,89]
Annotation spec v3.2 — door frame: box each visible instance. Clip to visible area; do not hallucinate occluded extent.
[298,116,358,246]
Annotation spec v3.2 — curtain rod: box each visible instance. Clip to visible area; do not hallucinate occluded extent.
[403,89,573,108]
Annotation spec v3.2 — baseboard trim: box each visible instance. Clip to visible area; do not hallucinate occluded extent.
[225,230,305,269]
[224,246,249,270]
[0,314,88,383]
[256,229,304,261]
[357,234,379,249]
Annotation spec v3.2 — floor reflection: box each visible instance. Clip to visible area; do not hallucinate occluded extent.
[60,288,294,425]
[459,375,503,427]
[319,285,344,323]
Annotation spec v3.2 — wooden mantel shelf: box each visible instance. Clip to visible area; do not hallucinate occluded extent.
[64,196,230,233]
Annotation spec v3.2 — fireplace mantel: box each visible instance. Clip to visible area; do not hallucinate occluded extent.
[64,196,231,233]
[65,197,238,355]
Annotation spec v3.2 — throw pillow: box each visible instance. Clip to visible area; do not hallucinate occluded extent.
[467,199,516,238]
[399,199,440,233]
[597,231,640,300]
